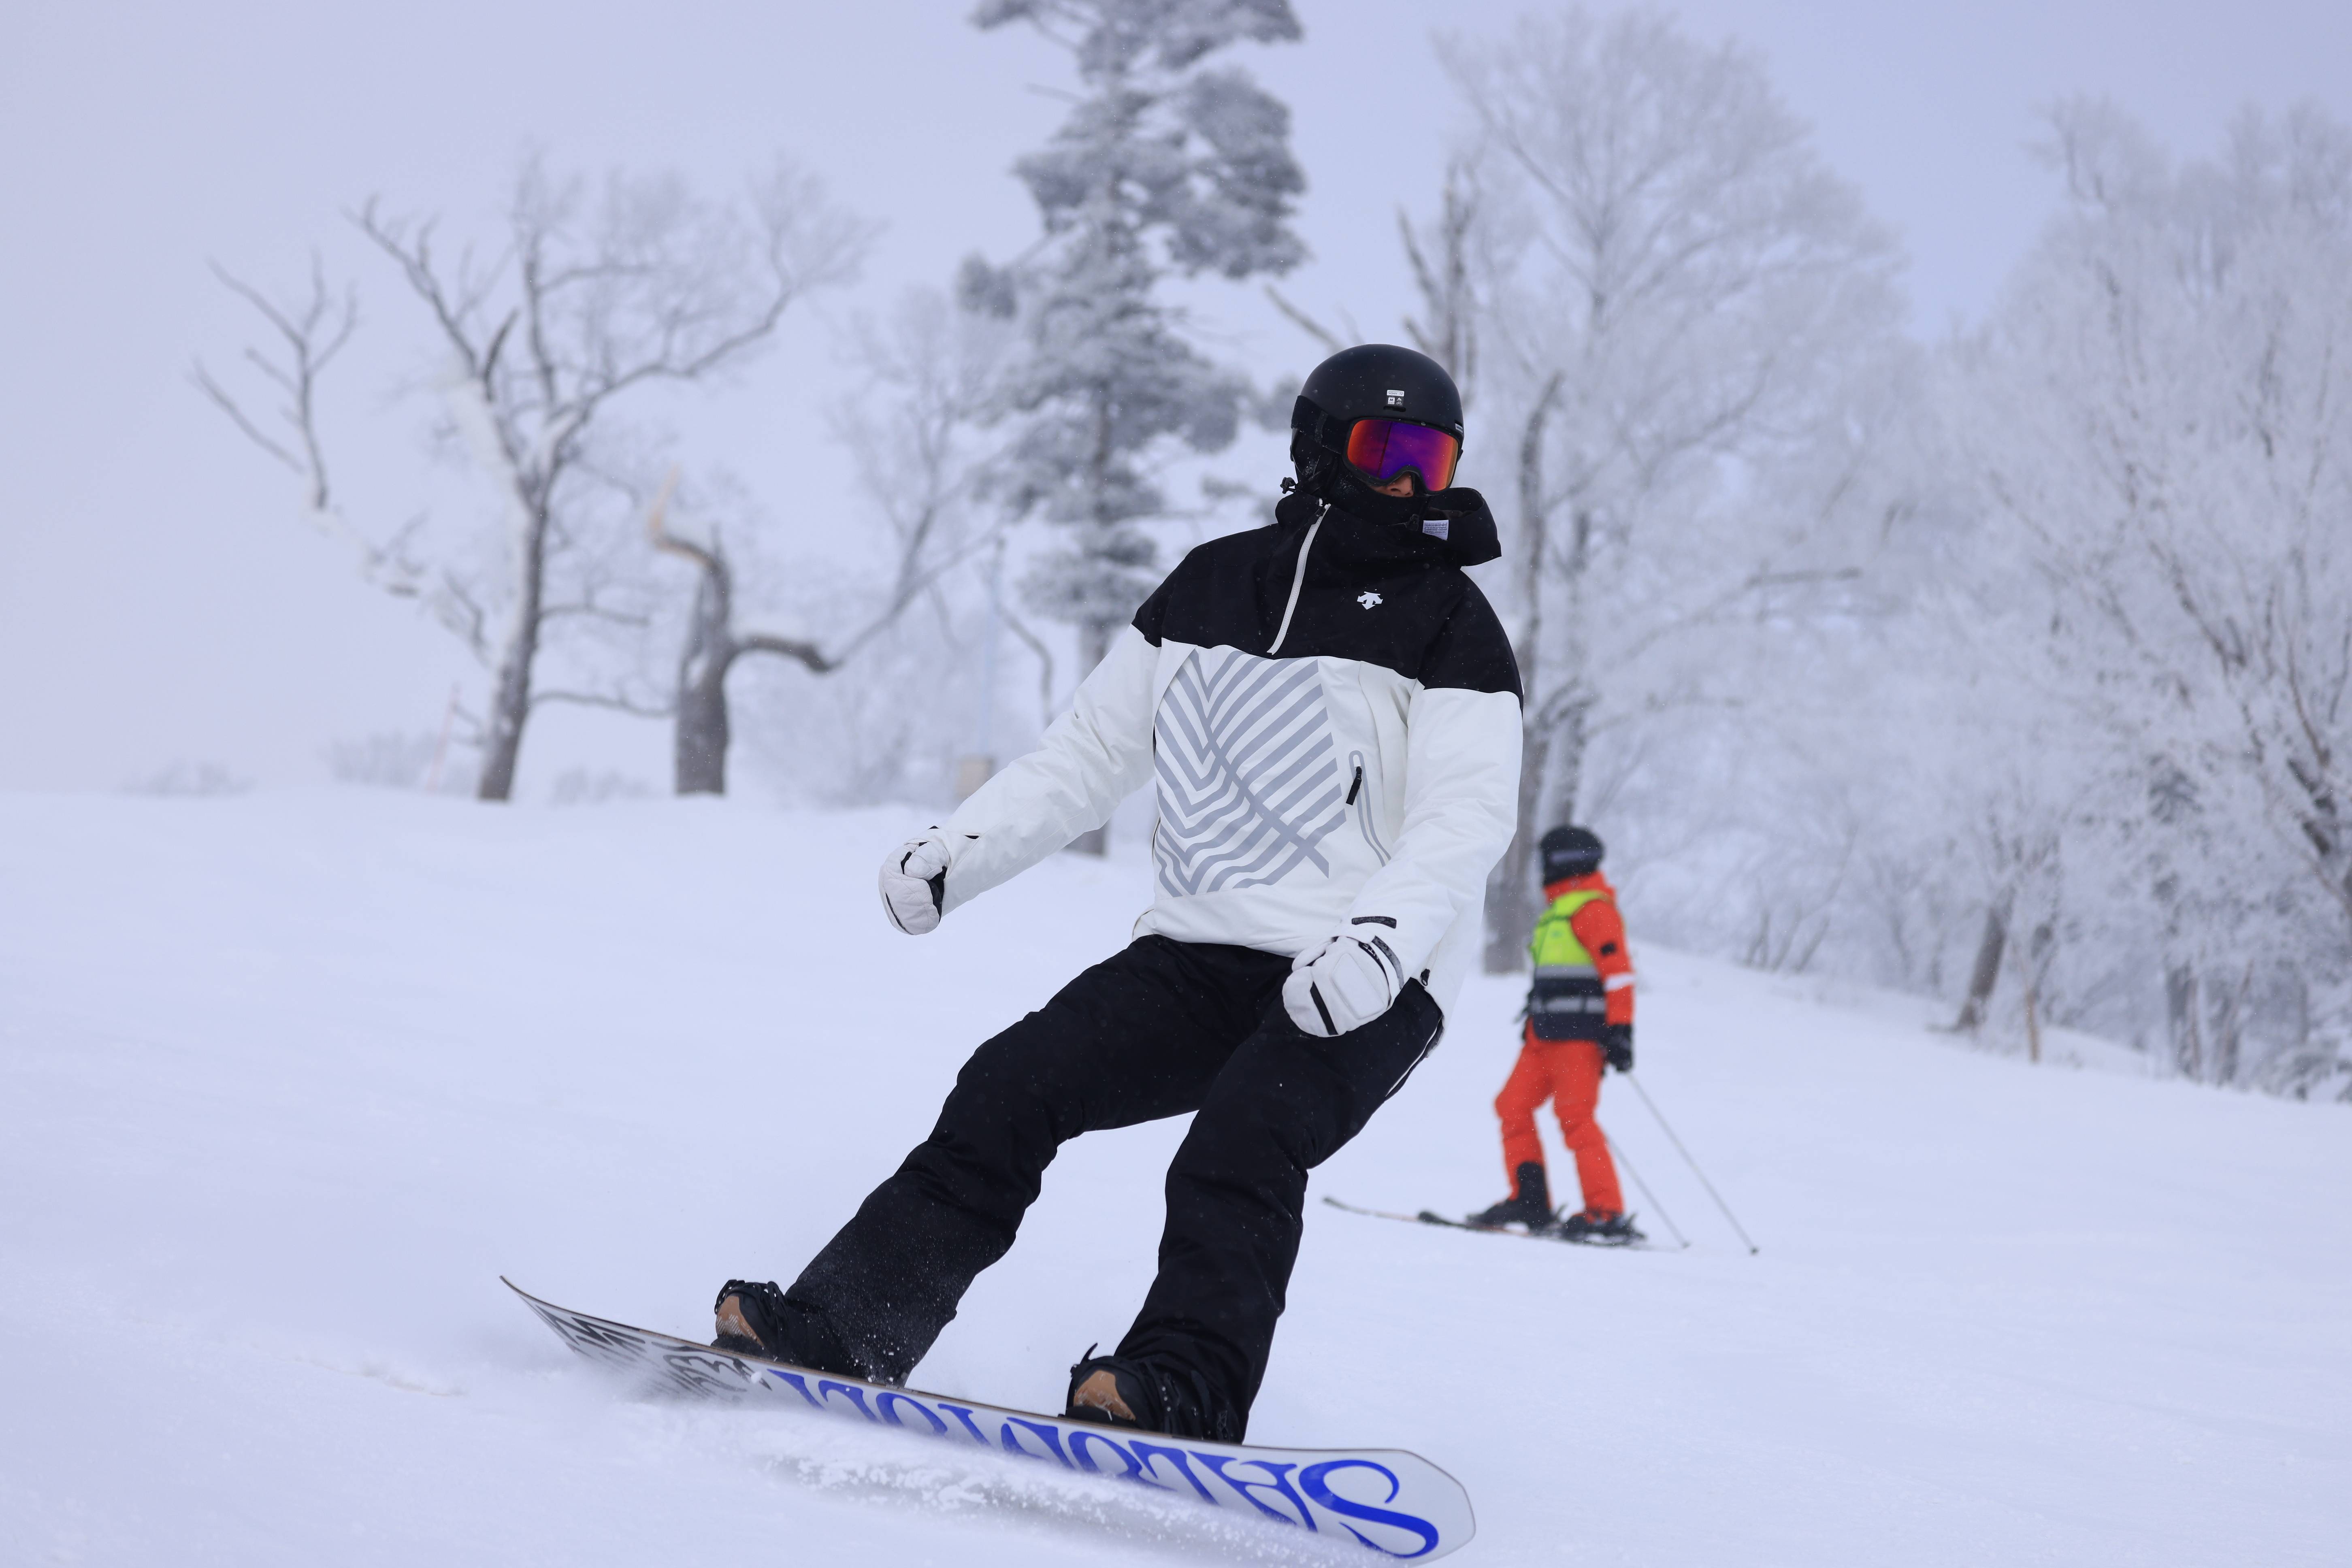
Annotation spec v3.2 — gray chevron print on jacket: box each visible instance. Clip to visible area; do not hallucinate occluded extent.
[1154,646,1349,896]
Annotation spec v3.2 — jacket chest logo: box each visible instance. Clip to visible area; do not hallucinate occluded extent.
[1357,591,1383,609]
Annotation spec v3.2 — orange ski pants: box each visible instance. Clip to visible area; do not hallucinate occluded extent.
[1495,1027,1623,1215]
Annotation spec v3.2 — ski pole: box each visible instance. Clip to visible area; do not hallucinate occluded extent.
[1625,1073,1760,1255]
[1602,1130,1689,1250]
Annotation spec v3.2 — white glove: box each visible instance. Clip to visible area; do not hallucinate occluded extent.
[879,831,952,935]
[1283,929,1405,1037]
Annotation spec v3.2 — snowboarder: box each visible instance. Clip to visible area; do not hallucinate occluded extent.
[712,344,1521,1442]
[1468,826,1643,1244]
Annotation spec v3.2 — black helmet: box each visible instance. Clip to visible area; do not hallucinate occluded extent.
[1289,344,1464,522]
[1540,826,1604,883]
[1293,343,1465,450]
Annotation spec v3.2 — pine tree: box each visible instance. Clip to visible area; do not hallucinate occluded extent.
[967,0,1306,705]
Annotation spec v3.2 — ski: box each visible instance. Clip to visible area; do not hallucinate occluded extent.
[503,1278,1474,1559]
[1320,1194,1666,1250]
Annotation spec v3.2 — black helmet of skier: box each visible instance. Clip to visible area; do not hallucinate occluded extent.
[1290,343,1467,526]
[1540,826,1606,884]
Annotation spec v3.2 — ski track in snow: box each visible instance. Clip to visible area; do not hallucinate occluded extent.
[0,789,2346,1566]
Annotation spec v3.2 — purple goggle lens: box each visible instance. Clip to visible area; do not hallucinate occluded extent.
[1345,418,1460,492]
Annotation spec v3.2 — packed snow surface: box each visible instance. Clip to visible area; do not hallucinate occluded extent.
[2,791,2345,1566]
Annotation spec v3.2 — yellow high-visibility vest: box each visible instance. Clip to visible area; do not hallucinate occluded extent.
[1531,887,1608,974]
[1528,887,1611,1040]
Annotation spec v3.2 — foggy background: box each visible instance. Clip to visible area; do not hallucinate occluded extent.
[6,0,2352,1096]
[7,0,2346,792]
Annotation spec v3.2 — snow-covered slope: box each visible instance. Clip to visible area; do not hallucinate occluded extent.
[2,792,2344,1566]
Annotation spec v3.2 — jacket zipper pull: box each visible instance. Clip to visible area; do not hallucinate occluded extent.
[1346,765,1363,806]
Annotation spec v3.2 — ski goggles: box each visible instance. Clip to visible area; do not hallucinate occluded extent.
[1344,417,1460,492]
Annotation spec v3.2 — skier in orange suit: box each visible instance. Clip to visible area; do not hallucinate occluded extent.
[1469,826,1642,1244]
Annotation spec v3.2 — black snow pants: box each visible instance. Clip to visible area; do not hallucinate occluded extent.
[783,934,1442,1439]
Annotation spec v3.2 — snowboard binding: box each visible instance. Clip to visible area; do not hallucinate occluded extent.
[711,1278,870,1377]
[712,1278,788,1358]
[1064,1346,1241,1442]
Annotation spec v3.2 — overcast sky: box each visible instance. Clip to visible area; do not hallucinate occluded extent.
[4,0,2348,795]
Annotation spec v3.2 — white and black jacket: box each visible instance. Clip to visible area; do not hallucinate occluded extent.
[932,492,1524,1020]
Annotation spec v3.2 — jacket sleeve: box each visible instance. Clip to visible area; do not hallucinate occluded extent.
[1340,683,1522,1000]
[932,625,1159,914]
[1569,898,1636,1025]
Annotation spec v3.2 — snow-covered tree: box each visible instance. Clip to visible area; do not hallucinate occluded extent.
[1945,100,2352,1091]
[200,156,869,801]
[1433,9,1908,967]
[963,0,1307,846]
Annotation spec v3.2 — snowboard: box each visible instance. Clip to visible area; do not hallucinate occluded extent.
[1322,1194,1666,1249]
[504,1278,1474,1560]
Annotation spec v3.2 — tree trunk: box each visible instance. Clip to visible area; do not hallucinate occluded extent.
[675,655,734,796]
[1540,502,1594,836]
[1063,379,1123,860]
[2020,919,2054,1064]
[1537,699,1588,844]
[1483,376,1565,972]
[1949,891,2011,1032]
[2207,962,2252,1086]
[476,505,551,802]
[477,649,531,802]
[1483,722,1551,973]
[1487,696,1591,974]
[673,563,734,796]
[1068,614,1116,856]
[2166,961,2202,1080]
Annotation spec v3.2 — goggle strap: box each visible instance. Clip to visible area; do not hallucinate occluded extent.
[1291,396,1352,455]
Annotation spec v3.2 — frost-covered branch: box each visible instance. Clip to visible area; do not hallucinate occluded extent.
[195,257,430,598]
[530,688,672,718]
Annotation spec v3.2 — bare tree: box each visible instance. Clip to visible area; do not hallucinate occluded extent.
[644,288,1014,796]
[644,472,831,796]
[200,155,871,800]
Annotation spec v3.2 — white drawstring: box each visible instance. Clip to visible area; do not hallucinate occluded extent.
[1267,503,1325,656]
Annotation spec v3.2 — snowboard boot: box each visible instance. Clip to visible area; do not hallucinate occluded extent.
[1555,1208,1645,1246]
[712,1279,864,1376]
[1467,1161,1556,1230]
[1064,1348,1241,1442]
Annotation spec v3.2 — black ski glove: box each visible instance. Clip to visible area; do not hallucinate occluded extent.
[1601,1023,1634,1074]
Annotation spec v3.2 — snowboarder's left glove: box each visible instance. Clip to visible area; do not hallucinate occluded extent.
[1284,930,1404,1037]
[1601,1023,1634,1073]
[878,830,951,935]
